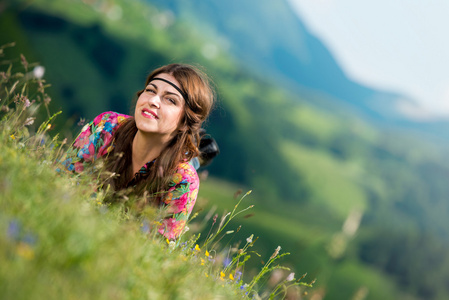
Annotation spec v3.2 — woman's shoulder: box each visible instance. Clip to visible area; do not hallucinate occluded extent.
[172,161,199,186]
[92,111,132,127]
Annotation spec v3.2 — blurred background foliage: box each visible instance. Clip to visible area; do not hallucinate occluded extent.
[2,0,449,299]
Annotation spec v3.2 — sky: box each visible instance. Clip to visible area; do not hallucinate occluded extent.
[287,0,449,120]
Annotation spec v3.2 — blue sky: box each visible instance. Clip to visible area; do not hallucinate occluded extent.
[288,0,449,120]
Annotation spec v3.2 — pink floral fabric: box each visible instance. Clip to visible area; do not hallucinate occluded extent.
[61,111,199,240]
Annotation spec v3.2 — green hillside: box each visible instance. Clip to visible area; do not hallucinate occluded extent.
[3,0,449,299]
[0,50,316,299]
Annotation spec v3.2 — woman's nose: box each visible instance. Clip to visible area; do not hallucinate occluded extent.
[148,95,161,108]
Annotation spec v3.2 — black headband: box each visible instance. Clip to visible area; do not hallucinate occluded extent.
[150,77,191,109]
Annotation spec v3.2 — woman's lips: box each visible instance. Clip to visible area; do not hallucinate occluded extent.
[142,109,158,119]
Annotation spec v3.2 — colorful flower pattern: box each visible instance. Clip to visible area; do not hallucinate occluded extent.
[61,111,199,240]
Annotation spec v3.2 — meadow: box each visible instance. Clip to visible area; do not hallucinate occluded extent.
[0,47,314,299]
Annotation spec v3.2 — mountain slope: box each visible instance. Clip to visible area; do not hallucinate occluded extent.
[146,0,414,123]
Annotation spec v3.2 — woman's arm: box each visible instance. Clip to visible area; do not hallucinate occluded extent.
[158,162,200,240]
[60,111,130,173]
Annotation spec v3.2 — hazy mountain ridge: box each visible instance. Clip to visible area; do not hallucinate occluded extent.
[146,0,445,128]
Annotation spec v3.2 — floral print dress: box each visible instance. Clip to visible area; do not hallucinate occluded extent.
[61,111,199,240]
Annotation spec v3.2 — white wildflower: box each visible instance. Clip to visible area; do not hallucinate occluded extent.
[33,66,45,79]
[168,241,176,251]
[246,234,253,244]
[286,272,295,281]
[24,117,35,126]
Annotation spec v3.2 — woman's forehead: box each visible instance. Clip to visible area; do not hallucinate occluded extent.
[150,73,179,86]
[149,73,186,100]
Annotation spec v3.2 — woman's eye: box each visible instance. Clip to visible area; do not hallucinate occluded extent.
[145,88,156,93]
[167,98,177,105]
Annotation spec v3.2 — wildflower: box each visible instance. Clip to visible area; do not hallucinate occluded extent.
[7,220,20,240]
[204,272,209,278]
[182,225,190,234]
[246,234,253,244]
[44,95,51,105]
[10,134,15,140]
[33,66,45,79]
[77,118,86,127]
[23,97,31,108]
[140,221,150,234]
[229,273,234,281]
[286,272,295,281]
[220,271,225,280]
[168,241,175,250]
[37,80,44,93]
[200,258,205,265]
[24,117,35,126]
[194,244,201,251]
[270,246,281,260]
[235,271,242,282]
[23,233,37,246]
[205,250,210,257]
[223,257,232,267]
[16,242,34,260]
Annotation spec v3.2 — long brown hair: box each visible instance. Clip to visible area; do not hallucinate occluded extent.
[104,64,214,202]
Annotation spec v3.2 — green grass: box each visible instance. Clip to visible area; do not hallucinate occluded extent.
[0,132,243,299]
[279,140,368,219]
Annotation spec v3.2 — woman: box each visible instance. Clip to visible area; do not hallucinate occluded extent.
[62,63,215,240]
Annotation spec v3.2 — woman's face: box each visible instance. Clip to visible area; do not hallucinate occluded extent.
[134,73,185,140]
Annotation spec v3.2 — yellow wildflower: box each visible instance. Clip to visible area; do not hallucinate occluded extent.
[16,243,34,260]
[10,134,15,140]
[195,244,201,251]
[229,273,234,281]
[204,272,209,278]
[205,250,210,257]
[200,258,205,265]
[220,271,225,278]
[166,239,170,244]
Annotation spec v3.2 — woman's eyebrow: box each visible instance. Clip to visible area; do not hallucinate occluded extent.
[149,83,181,98]
[164,91,181,98]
